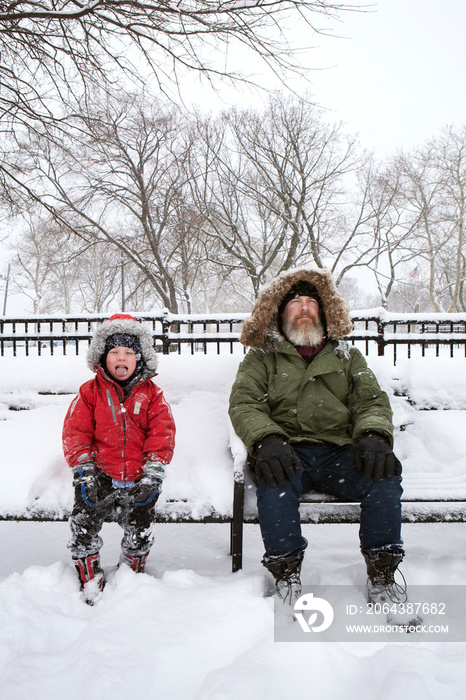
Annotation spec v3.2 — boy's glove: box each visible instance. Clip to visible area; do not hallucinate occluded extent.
[72,462,99,507]
[130,461,165,506]
[354,431,402,483]
[254,435,302,488]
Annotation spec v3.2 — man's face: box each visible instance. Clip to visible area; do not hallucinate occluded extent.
[281,295,324,347]
[282,295,320,328]
[106,346,137,381]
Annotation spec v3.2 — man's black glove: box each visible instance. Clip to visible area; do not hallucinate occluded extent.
[129,462,165,506]
[254,435,302,488]
[354,431,402,483]
[72,462,99,507]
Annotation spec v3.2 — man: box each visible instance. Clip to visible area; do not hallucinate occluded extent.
[229,268,405,608]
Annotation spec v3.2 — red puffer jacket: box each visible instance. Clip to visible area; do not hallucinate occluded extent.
[63,365,176,481]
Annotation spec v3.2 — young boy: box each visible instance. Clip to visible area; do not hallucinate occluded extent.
[62,313,176,604]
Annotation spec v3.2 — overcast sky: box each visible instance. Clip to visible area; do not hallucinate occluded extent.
[306,0,465,156]
[184,0,465,159]
[2,0,465,311]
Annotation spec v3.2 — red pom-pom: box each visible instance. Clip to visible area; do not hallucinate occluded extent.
[108,313,137,323]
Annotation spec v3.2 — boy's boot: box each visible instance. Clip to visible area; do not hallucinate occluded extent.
[73,553,105,606]
[119,550,149,573]
[266,554,303,606]
[363,549,422,628]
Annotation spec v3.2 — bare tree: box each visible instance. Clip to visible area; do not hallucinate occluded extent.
[13,93,216,312]
[0,1,358,127]
[9,215,57,313]
[432,126,466,311]
[189,113,286,298]
[63,243,124,313]
[348,163,423,309]
[10,213,125,312]
[0,0,362,230]
[393,127,466,312]
[190,93,367,298]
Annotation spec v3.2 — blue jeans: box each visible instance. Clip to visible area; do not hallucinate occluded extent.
[256,443,404,565]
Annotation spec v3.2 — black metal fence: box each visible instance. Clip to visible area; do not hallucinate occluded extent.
[1,310,466,363]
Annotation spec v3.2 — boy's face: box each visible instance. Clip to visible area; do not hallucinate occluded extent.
[106,346,137,381]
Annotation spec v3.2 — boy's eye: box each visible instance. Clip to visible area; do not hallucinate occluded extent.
[109,348,135,355]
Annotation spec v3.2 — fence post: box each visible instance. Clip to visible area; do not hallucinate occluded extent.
[231,475,245,572]
[377,318,385,356]
[161,311,171,355]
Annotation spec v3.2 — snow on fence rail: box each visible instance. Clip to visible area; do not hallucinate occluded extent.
[1,309,466,363]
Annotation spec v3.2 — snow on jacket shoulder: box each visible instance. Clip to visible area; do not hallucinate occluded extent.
[62,366,176,481]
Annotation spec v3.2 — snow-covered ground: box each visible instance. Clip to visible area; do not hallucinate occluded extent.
[1,345,466,699]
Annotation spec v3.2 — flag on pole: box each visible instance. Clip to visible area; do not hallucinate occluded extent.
[409,266,418,278]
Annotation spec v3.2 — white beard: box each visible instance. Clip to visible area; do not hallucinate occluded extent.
[282,316,325,347]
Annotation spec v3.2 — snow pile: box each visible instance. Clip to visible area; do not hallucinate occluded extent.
[1,520,466,700]
[0,562,270,700]
[367,356,466,500]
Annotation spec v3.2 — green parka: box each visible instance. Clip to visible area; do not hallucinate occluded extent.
[228,268,394,455]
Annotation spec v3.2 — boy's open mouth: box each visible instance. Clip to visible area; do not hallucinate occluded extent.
[115,364,129,377]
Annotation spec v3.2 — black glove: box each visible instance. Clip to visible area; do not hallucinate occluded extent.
[254,435,302,488]
[72,462,99,507]
[130,462,164,506]
[354,432,402,483]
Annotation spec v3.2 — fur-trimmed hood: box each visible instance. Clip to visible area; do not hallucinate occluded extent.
[87,313,158,375]
[240,268,353,351]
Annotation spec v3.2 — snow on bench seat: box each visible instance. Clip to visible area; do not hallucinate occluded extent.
[1,353,466,572]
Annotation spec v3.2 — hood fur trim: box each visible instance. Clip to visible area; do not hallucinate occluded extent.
[240,268,353,350]
[87,314,158,374]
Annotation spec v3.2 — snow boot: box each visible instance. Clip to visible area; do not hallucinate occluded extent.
[266,554,303,607]
[73,553,105,606]
[364,549,406,604]
[119,551,149,573]
[363,549,422,628]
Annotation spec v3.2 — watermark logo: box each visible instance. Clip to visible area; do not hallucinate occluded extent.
[274,585,464,643]
[293,592,334,633]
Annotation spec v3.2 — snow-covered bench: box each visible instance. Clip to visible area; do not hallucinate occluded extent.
[230,465,466,572]
[0,496,245,571]
[0,354,246,571]
[229,422,466,571]
[4,456,465,574]
[1,353,466,573]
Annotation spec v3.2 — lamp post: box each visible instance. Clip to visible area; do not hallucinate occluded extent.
[120,252,125,311]
[1,263,10,316]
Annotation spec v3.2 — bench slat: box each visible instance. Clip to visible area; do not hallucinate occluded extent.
[3,478,465,574]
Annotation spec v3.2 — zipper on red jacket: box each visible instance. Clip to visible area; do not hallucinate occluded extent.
[120,402,127,481]
[114,380,145,482]
[101,371,128,481]
[97,365,147,482]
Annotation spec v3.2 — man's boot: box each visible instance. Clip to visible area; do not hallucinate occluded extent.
[363,549,421,628]
[73,553,105,606]
[266,554,303,606]
[363,549,406,605]
[119,550,149,573]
